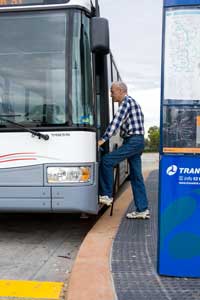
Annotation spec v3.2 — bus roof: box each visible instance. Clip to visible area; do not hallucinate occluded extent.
[0,0,96,13]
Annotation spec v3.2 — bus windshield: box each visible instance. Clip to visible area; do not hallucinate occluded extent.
[0,10,94,128]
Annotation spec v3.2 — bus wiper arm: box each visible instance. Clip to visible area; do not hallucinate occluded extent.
[0,116,49,141]
[0,114,22,117]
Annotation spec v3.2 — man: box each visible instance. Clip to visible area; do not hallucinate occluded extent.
[98,81,150,219]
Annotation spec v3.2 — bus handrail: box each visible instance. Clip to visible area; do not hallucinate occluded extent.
[110,163,119,216]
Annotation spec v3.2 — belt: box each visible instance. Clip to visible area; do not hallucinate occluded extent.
[123,134,143,139]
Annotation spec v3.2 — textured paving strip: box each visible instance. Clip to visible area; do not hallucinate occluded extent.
[0,280,63,299]
[112,170,200,300]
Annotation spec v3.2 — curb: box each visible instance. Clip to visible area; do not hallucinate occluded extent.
[65,171,151,300]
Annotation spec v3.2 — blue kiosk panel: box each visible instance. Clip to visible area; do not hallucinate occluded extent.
[158,0,200,277]
[158,155,200,277]
[164,0,200,6]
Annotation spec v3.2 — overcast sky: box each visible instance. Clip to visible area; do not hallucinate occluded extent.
[98,0,163,133]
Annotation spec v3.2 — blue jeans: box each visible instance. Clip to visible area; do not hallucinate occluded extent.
[99,135,148,212]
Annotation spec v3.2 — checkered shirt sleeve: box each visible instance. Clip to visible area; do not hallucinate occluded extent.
[101,96,144,142]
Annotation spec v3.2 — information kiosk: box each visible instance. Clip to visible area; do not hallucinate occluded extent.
[158,0,200,277]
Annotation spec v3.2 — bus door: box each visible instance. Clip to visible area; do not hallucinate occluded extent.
[95,54,110,158]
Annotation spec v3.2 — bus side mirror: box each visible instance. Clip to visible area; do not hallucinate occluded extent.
[91,17,110,55]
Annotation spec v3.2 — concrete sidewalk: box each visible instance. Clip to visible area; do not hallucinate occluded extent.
[65,153,200,300]
[65,179,133,300]
[65,154,156,300]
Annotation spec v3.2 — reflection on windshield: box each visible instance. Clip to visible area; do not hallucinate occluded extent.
[0,11,67,127]
[25,104,65,124]
[72,13,93,126]
[0,10,94,129]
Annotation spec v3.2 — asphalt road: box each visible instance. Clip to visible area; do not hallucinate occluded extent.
[0,213,96,283]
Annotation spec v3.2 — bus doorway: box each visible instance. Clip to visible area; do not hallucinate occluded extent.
[95,54,110,155]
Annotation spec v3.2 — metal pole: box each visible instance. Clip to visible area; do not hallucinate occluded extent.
[95,0,100,16]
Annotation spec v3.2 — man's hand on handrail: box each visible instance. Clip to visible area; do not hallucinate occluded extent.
[98,139,105,148]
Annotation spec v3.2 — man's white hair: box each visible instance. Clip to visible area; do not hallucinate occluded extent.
[111,81,128,93]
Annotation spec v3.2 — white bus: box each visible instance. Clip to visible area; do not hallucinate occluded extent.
[0,0,128,213]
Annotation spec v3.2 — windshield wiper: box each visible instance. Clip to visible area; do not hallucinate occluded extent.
[0,116,49,141]
[0,114,22,117]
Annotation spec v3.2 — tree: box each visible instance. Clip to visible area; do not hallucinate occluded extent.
[147,126,160,152]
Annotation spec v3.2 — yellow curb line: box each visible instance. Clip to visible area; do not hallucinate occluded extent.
[0,280,63,299]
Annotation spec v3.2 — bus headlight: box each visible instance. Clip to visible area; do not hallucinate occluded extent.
[47,166,91,183]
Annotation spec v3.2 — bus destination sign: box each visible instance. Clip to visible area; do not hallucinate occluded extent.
[0,0,69,6]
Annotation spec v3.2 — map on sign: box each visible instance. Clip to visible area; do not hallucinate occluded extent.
[163,107,197,148]
[164,9,200,100]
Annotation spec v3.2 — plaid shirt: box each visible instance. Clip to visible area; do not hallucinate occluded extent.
[102,95,144,141]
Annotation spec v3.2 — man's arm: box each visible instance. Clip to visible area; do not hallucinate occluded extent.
[100,98,130,143]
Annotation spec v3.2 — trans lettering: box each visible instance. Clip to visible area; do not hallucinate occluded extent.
[179,168,200,174]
